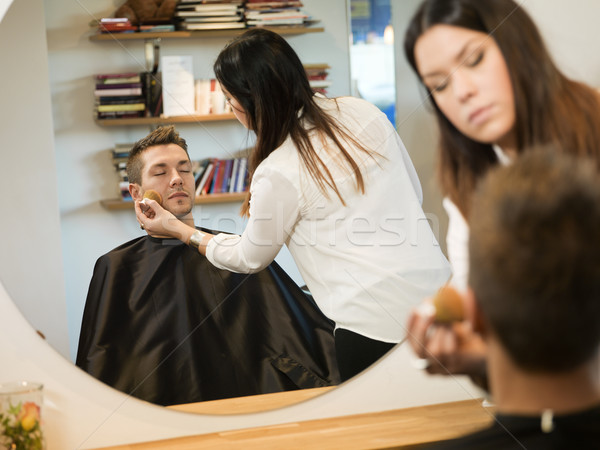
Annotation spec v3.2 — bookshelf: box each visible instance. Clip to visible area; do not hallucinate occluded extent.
[95,112,236,127]
[92,26,325,208]
[89,27,325,42]
[101,192,247,211]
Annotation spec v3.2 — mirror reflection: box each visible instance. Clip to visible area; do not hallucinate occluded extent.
[10,0,445,412]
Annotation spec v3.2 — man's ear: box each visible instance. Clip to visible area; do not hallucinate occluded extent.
[465,287,488,337]
[129,183,142,201]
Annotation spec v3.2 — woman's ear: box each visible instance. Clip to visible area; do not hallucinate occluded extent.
[465,287,488,338]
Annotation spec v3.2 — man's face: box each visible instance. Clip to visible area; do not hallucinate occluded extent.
[131,144,195,219]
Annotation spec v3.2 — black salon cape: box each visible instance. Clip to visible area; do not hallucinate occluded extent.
[427,404,600,449]
[76,231,340,406]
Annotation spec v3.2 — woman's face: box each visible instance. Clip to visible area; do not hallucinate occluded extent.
[415,25,517,152]
[223,89,250,129]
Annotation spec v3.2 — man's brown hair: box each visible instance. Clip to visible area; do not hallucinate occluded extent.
[126,125,189,185]
[469,150,600,372]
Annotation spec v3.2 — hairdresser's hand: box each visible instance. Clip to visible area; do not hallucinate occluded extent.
[406,301,488,378]
[135,199,190,242]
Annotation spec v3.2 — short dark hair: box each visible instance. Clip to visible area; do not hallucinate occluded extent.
[469,151,600,372]
[126,125,189,185]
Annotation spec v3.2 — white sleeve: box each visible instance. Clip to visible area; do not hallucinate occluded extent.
[205,168,300,273]
[443,197,470,293]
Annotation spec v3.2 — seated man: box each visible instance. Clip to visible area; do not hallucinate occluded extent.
[76,126,340,406]
[430,151,600,448]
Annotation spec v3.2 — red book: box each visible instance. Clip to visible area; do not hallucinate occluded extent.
[202,160,219,195]
[212,160,227,194]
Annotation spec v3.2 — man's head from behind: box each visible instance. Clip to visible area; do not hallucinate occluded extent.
[127,126,195,220]
[469,150,600,373]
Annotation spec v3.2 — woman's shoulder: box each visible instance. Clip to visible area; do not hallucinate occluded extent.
[255,139,300,176]
[316,94,383,118]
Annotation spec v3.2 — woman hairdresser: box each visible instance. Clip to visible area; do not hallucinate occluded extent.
[136,28,450,381]
[403,0,600,382]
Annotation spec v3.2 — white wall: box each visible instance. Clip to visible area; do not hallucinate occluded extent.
[44,0,351,361]
[0,0,68,357]
[523,0,600,86]
[392,0,449,254]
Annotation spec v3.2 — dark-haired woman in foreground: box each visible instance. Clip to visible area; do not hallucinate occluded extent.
[403,0,600,382]
[136,28,450,381]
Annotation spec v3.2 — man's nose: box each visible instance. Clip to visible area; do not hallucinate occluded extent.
[170,171,183,187]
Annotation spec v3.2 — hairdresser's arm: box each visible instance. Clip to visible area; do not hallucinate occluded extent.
[134,168,299,272]
[134,200,214,250]
[405,198,488,387]
[205,169,300,273]
[443,198,469,292]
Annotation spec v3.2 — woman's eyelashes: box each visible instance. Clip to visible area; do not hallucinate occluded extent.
[426,50,485,93]
[465,49,484,67]
[430,78,449,93]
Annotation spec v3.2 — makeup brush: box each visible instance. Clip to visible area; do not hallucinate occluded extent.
[433,285,465,323]
[142,189,162,205]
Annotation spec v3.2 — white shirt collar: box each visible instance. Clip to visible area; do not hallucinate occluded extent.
[492,144,512,166]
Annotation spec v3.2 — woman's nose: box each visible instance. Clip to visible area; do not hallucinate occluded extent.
[452,69,477,102]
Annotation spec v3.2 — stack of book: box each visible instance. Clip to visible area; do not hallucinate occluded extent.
[111,143,134,201]
[305,64,332,95]
[244,1,309,27]
[174,1,246,31]
[95,73,145,120]
[194,157,249,196]
[96,17,138,33]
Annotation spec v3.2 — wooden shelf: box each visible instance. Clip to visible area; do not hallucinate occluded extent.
[95,113,237,127]
[89,27,324,42]
[101,192,246,210]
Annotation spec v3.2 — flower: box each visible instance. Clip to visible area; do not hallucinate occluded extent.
[0,401,44,450]
[17,402,40,431]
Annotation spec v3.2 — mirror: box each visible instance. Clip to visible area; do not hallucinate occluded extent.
[3,0,424,414]
[4,0,597,444]
[1,0,489,443]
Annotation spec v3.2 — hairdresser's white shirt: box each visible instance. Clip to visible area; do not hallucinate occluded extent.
[445,145,512,293]
[206,95,450,342]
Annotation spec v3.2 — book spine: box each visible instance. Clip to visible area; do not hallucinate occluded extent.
[222,159,233,193]
[196,162,213,196]
[229,158,240,193]
[213,160,226,194]
[98,96,145,105]
[97,103,145,112]
[236,158,248,192]
[94,87,143,97]
[95,82,143,90]
[96,72,139,80]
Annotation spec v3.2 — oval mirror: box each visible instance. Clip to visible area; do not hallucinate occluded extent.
[1,0,483,446]
[2,0,406,415]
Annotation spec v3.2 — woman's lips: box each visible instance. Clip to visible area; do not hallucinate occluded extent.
[469,105,493,125]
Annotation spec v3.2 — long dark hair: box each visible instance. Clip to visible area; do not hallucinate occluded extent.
[214,28,374,217]
[404,0,600,217]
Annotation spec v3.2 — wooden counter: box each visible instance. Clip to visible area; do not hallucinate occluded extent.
[95,393,494,449]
